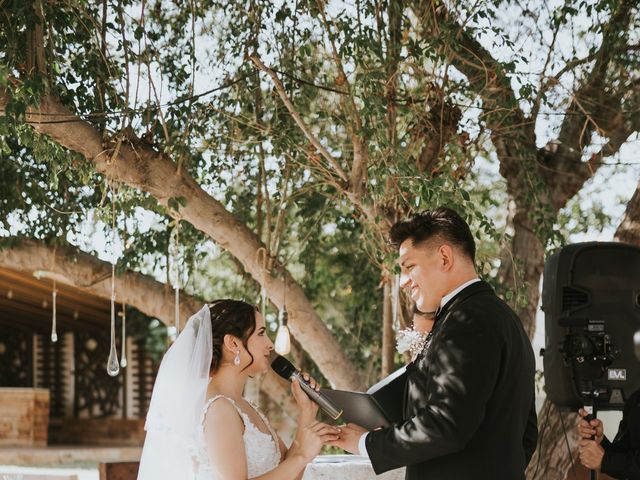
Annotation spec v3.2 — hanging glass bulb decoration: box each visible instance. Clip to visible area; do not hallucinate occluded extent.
[120,303,127,368]
[274,308,291,355]
[106,189,120,377]
[50,280,58,343]
[274,278,291,355]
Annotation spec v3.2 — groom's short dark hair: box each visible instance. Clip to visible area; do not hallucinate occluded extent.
[389,207,476,262]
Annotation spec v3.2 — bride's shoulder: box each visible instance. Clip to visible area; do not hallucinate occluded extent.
[201,396,247,454]
[202,395,245,431]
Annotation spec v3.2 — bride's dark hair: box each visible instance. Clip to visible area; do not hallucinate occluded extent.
[208,299,258,373]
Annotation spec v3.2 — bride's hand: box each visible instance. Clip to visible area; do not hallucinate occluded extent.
[291,376,319,425]
[290,421,341,463]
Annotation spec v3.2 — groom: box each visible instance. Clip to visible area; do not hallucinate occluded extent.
[331,207,538,479]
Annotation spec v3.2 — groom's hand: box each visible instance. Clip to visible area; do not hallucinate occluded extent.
[327,423,367,455]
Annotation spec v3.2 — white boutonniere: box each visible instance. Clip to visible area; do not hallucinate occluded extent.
[396,327,433,361]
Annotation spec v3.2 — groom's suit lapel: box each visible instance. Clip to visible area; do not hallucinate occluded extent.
[407,280,493,369]
[403,281,493,420]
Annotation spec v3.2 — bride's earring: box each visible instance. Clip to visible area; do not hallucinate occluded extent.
[234,351,241,366]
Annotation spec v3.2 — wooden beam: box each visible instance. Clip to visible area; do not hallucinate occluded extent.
[0,277,110,325]
[0,297,104,334]
[0,267,112,313]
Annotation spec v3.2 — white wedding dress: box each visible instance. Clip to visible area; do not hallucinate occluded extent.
[137,306,283,480]
[194,395,282,479]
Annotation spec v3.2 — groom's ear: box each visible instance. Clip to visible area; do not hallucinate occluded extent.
[438,244,454,272]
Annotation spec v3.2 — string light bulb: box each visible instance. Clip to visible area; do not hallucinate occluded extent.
[274,308,291,355]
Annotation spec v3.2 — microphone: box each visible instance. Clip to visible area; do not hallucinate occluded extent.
[270,354,343,420]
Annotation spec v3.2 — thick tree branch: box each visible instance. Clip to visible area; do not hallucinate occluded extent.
[615,180,640,244]
[556,4,634,155]
[542,4,636,208]
[0,237,296,417]
[543,93,639,211]
[0,91,363,390]
[0,238,201,324]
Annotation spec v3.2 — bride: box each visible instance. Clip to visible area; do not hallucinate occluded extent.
[137,299,341,480]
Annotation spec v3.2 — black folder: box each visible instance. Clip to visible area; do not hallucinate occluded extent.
[320,366,407,431]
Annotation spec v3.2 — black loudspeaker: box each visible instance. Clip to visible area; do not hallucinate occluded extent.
[542,242,640,410]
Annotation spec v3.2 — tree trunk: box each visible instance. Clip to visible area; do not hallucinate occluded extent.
[26,0,46,77]
[0,92,363,390]
[615,181,640,244]
[381,280,394,377]
[497,207,545,338]
[525,401,580,480]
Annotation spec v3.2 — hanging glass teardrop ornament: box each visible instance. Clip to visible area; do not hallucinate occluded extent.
[106,191,120,377]
[119,303,127,368]
[50,280,58,343]
[106,263,120,376]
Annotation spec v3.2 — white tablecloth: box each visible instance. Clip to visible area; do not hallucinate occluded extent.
[0,455,406,480]
[303,455,405,480]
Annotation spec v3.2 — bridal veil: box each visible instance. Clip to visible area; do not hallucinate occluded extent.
[137,305,212,480]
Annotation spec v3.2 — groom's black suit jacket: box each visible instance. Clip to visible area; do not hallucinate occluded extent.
[366,281,538,480]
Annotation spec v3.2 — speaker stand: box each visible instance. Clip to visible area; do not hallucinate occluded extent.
[583,392,600,480]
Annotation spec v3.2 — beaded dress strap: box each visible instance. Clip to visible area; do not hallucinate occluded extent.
[202,395,280,457]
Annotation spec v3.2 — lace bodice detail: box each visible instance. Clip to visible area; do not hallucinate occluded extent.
[194,395,281,479]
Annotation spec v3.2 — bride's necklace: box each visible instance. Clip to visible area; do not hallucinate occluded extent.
[396,326,434,361]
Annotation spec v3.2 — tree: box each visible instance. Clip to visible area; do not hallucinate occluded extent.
[1,1,639,477]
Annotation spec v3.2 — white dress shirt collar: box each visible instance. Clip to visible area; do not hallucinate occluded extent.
[440,278,481,308]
